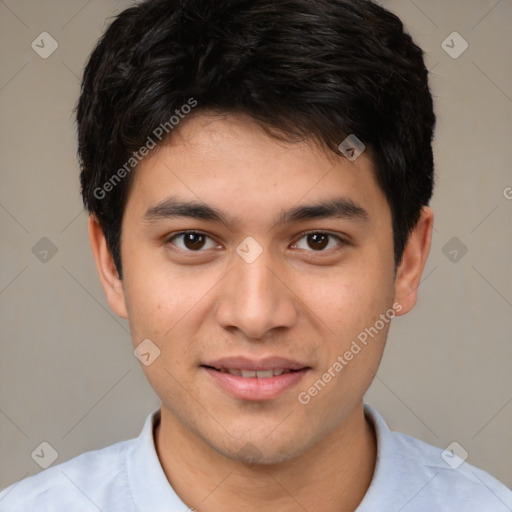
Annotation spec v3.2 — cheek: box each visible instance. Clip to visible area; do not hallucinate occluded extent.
[122,271,204,395]
[298,272,394,420]
[312,260,395,340]
[122,262,195,345]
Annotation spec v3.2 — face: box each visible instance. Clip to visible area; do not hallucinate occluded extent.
[91,113,431,464]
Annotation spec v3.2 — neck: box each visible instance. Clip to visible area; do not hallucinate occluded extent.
[154,402,376,512]
[155,403,376,512]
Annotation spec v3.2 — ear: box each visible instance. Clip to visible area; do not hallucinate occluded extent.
[88,215,128,319]
[394,206,434,316]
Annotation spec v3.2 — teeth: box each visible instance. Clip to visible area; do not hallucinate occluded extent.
[256,370,273,378]
[221,369,291,378]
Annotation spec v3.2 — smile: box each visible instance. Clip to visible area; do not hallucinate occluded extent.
[209,368,296,378]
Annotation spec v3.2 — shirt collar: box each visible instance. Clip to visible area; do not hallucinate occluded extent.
[125,408,190,512]
[356,404,405,510]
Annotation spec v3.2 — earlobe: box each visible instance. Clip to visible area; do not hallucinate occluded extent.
[394,206,434,316]
[88,215,128,319]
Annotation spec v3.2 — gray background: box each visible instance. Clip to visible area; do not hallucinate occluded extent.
[1,0,511,491]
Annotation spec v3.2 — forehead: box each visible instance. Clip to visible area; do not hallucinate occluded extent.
[124,113,389,229]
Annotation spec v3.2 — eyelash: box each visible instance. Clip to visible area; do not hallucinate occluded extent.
[166,230,347,254]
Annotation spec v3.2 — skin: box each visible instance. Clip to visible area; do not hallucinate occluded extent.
[89,113,433,512]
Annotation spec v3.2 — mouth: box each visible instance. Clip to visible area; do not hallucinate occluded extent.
[201,366,302,378]
[200,356,311,401]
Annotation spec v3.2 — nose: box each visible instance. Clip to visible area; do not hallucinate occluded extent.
[214,245,298,340]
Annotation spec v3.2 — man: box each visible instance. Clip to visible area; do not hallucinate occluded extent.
[1,0,510,510]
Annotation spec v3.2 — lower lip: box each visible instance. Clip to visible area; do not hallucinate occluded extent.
[202,367,309,401]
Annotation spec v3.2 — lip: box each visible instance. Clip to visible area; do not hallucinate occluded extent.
[201,356,311,401]
[202,356,309,372]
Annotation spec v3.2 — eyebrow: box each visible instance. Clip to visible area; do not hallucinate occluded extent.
[143,195,369,229]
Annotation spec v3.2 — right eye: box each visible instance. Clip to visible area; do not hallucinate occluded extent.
[166,230,221,252]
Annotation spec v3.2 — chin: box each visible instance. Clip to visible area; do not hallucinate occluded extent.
[215,435,308,467]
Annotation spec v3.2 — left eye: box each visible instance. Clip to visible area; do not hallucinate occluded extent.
[168,231,219,251]
[292,232,344,252]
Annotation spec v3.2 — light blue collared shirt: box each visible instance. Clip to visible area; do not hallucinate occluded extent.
[1,405,511,511]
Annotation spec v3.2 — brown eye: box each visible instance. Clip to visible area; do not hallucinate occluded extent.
[183,233,206,250]
[293,232,344,252]
[306,233,329,250]
[168,231,217,251]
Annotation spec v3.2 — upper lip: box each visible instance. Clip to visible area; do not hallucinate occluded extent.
[202,356,310,371]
